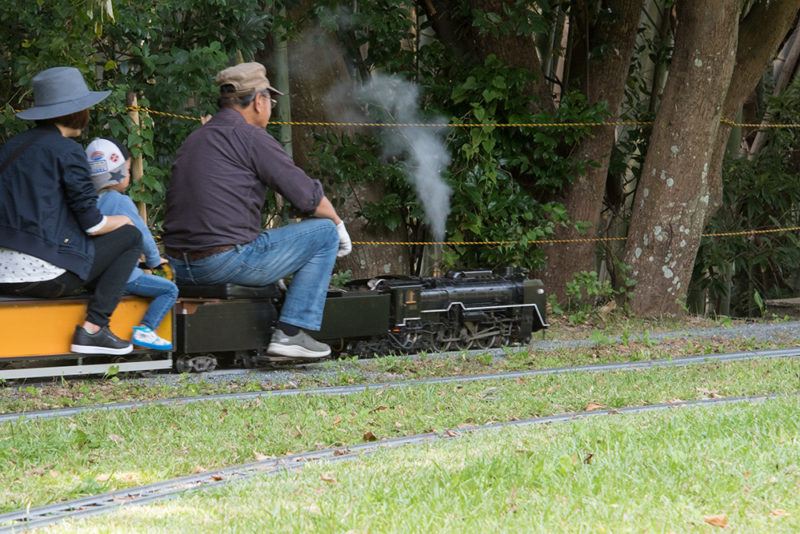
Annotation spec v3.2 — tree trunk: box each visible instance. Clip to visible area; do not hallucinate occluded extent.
[748,21,800,159]
[468,0,556,115]
[420,0,555,115]
[707,0,800,219]
[540,0,644,302]
[622,0,739,316]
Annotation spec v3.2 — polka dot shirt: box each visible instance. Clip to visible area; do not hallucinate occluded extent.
[0,248,65,283]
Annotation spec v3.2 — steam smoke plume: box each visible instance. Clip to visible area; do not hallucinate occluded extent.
[354,76,452,241]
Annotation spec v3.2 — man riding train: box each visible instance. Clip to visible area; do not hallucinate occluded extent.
[163,62,352,361]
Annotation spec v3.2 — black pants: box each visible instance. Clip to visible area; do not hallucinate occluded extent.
[0,226,142,327]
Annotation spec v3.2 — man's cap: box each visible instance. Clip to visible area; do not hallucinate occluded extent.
[16,66,111,120]
[85,138,128,191]
[215,62,284,98]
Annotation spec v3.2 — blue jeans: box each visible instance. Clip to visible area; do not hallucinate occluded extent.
[125,273,179,330]
[166,219,338,331]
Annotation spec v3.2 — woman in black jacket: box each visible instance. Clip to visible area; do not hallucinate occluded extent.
[0,67,142,355]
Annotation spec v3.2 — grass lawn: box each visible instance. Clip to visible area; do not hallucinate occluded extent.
[1,330,795,413]
[41,394,800,533]
[3,356,800,517]
[4,315,800,532]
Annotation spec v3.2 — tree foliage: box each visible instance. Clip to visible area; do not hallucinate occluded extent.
[304,1,606,273]
[694,80,800,316]
[1,0,799,317]
[0,0,270,226]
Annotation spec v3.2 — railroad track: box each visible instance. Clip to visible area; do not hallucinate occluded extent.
[0,391,792,533]
[3,346,800,423]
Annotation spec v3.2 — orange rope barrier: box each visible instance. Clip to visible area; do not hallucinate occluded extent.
[351,226,800,247]
[121,107,800,129]
[7,103,797,247]
[6,105,800,128]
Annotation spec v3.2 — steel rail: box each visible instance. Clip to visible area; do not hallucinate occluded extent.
[2,346,800,424]
[0,391,792,533]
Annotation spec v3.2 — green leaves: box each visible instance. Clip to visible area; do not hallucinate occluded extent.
[315,0,416,81]
[694,81,800,316]
[309,131,417,238]
[0,0,271,229]
[470,3,552,38]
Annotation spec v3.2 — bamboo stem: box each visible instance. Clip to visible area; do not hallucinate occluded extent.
[126,92,147,224]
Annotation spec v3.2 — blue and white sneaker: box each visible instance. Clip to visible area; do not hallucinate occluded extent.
[132,326,173,351]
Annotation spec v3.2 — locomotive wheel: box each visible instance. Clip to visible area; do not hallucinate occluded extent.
[417,332,437,353]
[175,356,193,373]
[456,339,474,351]
[498,325,514,347]
[192,355,217,373]
[175,355,218,373]
[432,330,453,352]
[497,333,511,348]
[455,326,474,351]
[474,333,498,350]
[234,351,259,369]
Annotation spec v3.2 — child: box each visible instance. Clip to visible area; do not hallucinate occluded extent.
[85,138,178,350]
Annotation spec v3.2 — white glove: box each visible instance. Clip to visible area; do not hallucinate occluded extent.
[336,221,352,258]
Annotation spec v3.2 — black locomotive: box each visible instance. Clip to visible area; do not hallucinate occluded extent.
[173,268,547,372]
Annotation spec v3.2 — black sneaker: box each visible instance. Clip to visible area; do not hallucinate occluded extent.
[267,328,331,359]
[70,325,133,355]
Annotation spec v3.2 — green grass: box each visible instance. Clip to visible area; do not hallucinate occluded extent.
[3,357,800,514]
[542,311,795,341]
[41,394,800,533]
[1,335,794,413]
[358,336,789,377]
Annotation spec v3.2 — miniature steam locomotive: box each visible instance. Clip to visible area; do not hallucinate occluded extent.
[318,268,547,357]
[0,268,547,379]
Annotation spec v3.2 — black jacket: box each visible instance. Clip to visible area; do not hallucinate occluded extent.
[0,126,104,280]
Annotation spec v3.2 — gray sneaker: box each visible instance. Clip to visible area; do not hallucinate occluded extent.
[267,328,331,359]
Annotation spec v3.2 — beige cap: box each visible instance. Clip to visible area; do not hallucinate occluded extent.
[214,62,284,97]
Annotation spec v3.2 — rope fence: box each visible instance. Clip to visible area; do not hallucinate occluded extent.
[124,106,800,128]
[7,103,800,247]
[110,107,800,247]
[7,104,800,128]
[350,226,800,247]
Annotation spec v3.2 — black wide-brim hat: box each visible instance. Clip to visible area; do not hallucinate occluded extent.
[16,66,111,120]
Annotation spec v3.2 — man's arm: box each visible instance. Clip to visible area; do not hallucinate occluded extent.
[313,196,351,257]
[312,196,342,225]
